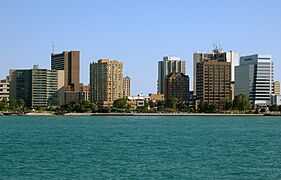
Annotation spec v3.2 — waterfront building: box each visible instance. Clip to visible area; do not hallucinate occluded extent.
[90,59,123,107]
[127,94,150,109]
[0,77,10,101]
[273,81,280,95]
[235,54,273,107]
[9,69,32,106]
[123,76,131,97]
[158,56,186,94]
[149,93,164,102]
[164,73,189,102]
[271,95,281,106]
[79,84,90,101]
[9,65,64,107]
[195,58,232,104]
[193,48,238,97]
[51,51,80,104]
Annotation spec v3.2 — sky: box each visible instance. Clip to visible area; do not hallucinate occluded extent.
[1,0,281,95]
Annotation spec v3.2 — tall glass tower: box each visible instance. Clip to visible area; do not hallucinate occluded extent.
[235,54,273,107]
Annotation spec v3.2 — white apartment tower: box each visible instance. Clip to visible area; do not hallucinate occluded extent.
[157,56,186,94]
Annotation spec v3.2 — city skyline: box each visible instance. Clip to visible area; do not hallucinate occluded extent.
[1,0,281,95]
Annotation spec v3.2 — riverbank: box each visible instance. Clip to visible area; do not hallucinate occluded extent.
[1,112,278,116]
[92,113,266,116]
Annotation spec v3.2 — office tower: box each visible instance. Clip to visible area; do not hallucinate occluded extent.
[235,54,273,107]
[123,76,131,97]
[158,56,186,94]
[9,66,64,107]
[51,51,80,104]
[9,69,32,106]
[196,59,232,104]
[0,77,10,101]
[90,59,123,106]
[273,81,280,95]
[165,73,189,102]
[193,48,238,96]
[51,51,80,91]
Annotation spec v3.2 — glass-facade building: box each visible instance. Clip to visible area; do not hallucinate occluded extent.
[235,54,273,107]
[10,66,61,107]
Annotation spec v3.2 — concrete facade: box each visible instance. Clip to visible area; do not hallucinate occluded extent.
[123,76,131,97]
[158,56,185,94]
[51,51,80,104]
[196,59,232,104]
[165,73,189,102]
[0,78,9,101]
[273,81,280,95]
[193,49,238,96]
[90,59,123,107]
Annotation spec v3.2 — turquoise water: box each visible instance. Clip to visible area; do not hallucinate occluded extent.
[1,116,281,179]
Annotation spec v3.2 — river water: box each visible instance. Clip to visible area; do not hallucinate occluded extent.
[1,116,281,179]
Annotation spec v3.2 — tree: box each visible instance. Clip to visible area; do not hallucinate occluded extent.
[148,100,155,109]
[269,105,278,112]
[165,97,179,109]
[9,99,17,111]
[278,105,281,112]
[156,100,165,111]
[260,108,266,113]
[209,103,219,113]
[233,94,251,113]
[219,99,232,112]
[18,99,25,109]
[113,98,128,109]
[0,98,8,111]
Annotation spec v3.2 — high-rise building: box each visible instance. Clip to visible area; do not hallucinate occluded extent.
[9,69,32,106]
[273,81,280,95]
[10,66,64,107]
[90,59,123,106]
[235,54,273,107]
[0,77,10,101]
[123,76,131,97]
[158,56,185,94]
[51,51,80,91]
[196,59,232,104]
[193,48,238,96]
[51,51,80,104]
[165,73,189,102]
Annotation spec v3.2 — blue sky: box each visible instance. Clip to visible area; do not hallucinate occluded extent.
[1,0,281,95]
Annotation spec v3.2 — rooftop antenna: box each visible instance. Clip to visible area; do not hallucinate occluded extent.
[213,43,218,52]
[52,41,55,54]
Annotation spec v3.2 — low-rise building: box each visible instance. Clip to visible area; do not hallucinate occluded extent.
[0,77,9,101]
[149,93,164,102]
[127,94,150,109]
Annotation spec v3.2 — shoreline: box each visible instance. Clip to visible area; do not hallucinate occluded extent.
[1,112,276,116]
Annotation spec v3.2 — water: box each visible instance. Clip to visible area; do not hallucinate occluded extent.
[1,116,281,179]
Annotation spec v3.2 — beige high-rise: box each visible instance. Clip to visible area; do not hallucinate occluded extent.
[273,81,280,95]
[123,76,131,97]
[90,59,123,106]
